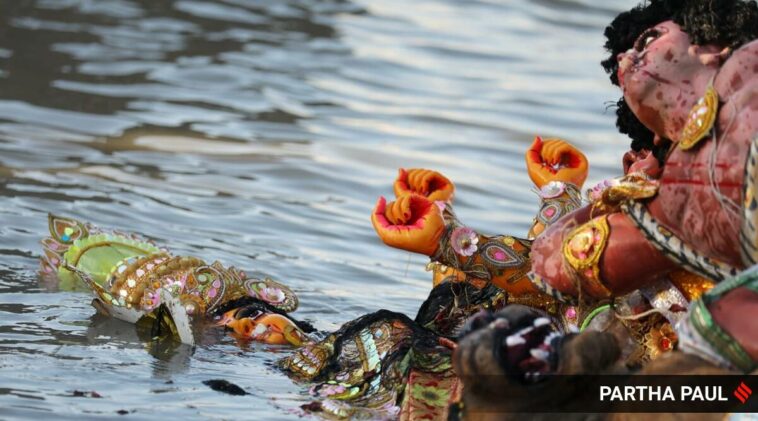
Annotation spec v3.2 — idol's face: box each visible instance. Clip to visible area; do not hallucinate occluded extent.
[616,20,712,138]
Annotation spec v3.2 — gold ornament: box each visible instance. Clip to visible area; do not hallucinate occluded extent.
[563,216,612,299]
[283,339,335,379]
[643,322,677,360]
[588,173,659,215]
[679,85,718,150]
[667,270,715,301]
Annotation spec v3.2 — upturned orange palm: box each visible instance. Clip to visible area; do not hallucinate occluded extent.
[526,136,588,188]
[393,168,455,203]
[222,311,305,346]
[371,193,445,256]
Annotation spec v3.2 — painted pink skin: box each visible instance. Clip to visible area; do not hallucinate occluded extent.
[617,20,758,266]
[530,206,676,298]
[616,20,723,142]
[622,149,661,177]
[530,23,758,303]
[709,287,758,361]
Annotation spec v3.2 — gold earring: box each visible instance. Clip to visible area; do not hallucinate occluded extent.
[679,85,718,151]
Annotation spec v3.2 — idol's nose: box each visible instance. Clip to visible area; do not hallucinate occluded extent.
[616,50,635,87]
[617,51,634,69]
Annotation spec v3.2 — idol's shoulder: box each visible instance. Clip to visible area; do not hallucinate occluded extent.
[715,39,758,98]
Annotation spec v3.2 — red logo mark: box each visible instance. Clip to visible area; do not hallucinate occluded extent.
[734,382,752,404]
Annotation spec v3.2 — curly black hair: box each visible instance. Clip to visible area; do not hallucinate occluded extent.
[601,0,758,154]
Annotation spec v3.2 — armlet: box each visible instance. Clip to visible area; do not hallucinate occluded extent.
[562,215,612,299]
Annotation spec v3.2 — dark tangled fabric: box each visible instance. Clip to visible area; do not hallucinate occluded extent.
[599,0,758,154]
[415,281,503,337]
[279,281,506,418]
[213,296,317,333]
[309,281,502,381]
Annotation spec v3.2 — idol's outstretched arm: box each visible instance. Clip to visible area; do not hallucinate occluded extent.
[529,206,678,303]
[372,137,587,295]
[524,137,588,238]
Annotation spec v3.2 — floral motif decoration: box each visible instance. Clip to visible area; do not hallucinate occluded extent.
[49,214,89,244]
[450,227,478,256]
[587,179,617,203]
[244,277,298,312]
[588,173,659,214]
[400,369,457,420]
[480,241,524,269]
[40,215,93,278]
[643,322,678,359]
[538,181,566,199]
[534,182,581,228]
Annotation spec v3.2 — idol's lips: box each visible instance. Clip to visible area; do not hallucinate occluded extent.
[618,67,626,85]
[618,48,649,87]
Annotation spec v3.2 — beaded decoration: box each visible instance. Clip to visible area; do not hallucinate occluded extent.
[41,214,300,329]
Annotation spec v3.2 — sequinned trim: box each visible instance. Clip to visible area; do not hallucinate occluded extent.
[739,135,758,266]
[640,279,689,325]
[527,272,577,306]
[676,315,733,370]
[704,265,758,299]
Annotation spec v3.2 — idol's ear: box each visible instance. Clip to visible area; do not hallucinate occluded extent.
[691,45,731,66]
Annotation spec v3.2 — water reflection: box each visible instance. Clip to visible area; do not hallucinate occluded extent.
[0,0,636,418]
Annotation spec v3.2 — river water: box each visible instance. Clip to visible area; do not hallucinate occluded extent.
[0,0,636,418]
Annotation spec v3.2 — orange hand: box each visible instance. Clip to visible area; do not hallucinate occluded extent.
[526,136,588,189]
[371,194,445,256]
[393,168,455,203]
[225,313,305,346]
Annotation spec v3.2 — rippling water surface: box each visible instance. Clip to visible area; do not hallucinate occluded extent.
[0,0,636,418]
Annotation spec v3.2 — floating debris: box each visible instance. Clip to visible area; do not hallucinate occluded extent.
[71,390,102,398]
[202,379,248,396]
